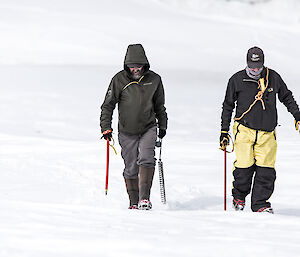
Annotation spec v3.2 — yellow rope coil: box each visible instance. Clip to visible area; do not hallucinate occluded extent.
[234,67,269,121]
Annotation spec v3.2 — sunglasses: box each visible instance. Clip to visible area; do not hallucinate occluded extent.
[127,64,143,69]
[249,67,262,71]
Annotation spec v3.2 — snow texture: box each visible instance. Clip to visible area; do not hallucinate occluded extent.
[1,0,300,256]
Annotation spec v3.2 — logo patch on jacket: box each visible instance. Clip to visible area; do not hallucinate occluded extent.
[268,88,273,92]
[143,82,153,86]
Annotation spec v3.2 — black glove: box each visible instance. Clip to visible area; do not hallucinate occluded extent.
[220,131,230,150]
[158,129,166,139]
[102,130,112,141]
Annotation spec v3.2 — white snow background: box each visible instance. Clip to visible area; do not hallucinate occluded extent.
[1,0,300,256]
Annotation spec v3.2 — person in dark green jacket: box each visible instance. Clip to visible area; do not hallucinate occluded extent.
[100,44,168,210]
[220,46,300,213]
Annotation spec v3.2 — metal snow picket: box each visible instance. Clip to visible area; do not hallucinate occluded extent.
[156,139,166,204]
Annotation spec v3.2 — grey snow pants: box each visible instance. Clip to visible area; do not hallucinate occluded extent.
[118,126,157,179]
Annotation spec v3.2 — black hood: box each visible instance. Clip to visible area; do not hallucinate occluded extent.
[124,44,150,74]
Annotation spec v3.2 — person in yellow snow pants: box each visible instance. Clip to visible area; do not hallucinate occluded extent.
[220,46,300,213]
[232,122,276,212]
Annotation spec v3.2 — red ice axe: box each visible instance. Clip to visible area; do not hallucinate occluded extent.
[105,138,109,195]
[224,147,227,211]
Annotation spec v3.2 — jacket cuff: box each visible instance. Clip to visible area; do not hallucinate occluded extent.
[101,128,113,133]
[294,112,300,121]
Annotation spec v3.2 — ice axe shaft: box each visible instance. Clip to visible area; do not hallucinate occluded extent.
[224,148,227,211]
[105,138,109,195]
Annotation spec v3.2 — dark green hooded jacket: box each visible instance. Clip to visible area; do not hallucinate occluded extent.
[100,44,168,135]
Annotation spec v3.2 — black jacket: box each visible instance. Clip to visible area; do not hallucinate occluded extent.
[100,44,167,135]
[221,67,300,132]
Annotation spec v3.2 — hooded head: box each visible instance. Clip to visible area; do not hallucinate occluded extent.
[124,44,150,77]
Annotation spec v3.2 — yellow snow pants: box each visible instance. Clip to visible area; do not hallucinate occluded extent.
[233,122,277,168]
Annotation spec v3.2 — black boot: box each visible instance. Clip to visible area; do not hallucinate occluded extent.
[124,178,139,209]
[138,166,155,210]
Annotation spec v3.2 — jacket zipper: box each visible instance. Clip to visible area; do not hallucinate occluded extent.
[243,79,259,84]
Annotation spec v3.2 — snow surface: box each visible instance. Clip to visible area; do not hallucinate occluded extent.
[1,0,300,256]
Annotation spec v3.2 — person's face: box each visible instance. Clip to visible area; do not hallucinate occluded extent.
[128,64,143,77]
[249,67,261,72]
[247,62,263,72]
